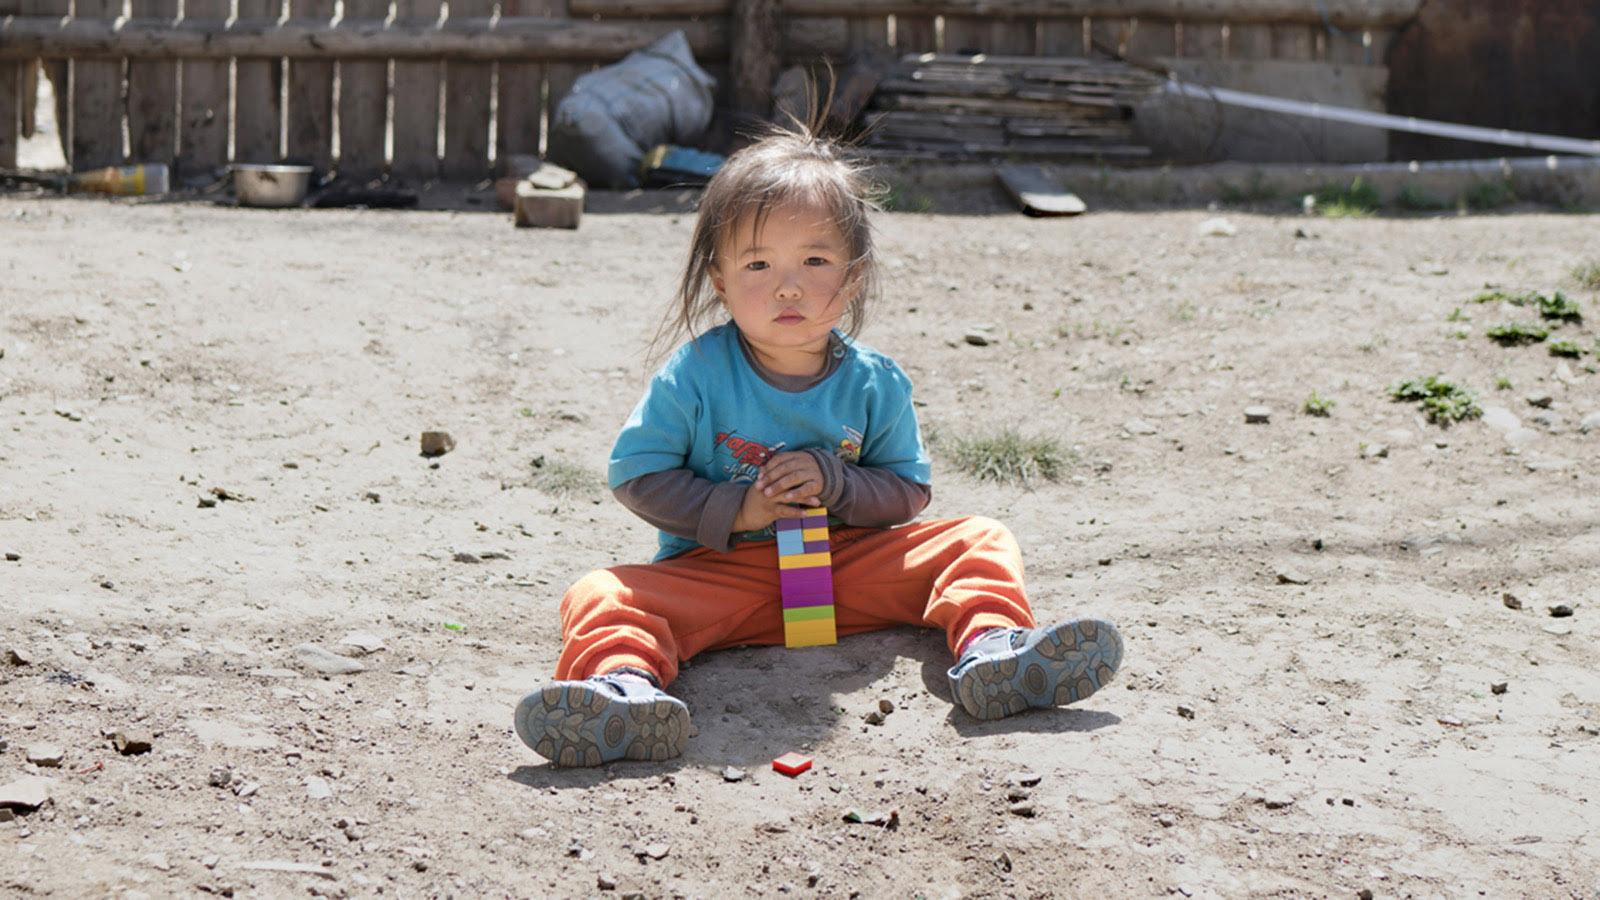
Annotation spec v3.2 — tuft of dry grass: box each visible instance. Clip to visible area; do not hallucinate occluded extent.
[946,428,1072,487]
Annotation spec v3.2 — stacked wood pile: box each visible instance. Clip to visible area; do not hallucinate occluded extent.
[858,53,1165,162]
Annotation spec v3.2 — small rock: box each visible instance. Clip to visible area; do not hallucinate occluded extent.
[863,710,885,726]
[1243,406,1272,424]
[1480,405,1520,432]
[1176,704,1196,720]
[1275,568,1311,585]
[1123,418,1158,435]
[25,744,64,767]
[878,698,894,714]
[1005,787,1030,802]
[306,776,333,800]
[1525,393,1554,408]
[1007,770,1041,787]
[963,331,990,347]
[4,646,33,666]
[54,407,83,422]
[1196,217,1237,237]
[1157,812,1178,827]
[723,702,741,714]
[1358,889,1374,900]
[1548,603,1575,618]
[1502,592,1523,610]
[453,551,481,564]
[597,873,618,890]
[4,552,18,562]
[1361,443,1389,459]
[419,430,455,457]
[1578,411,1600,433]
[1262,795,1294,810]
[1490,682,1509,695]
[110,728,154,755]
[207,767,233,788]
[0,775,55,810]
[335,632,385,657]
[721,766,746,783]
[291,643,366,676]
[642,842,670,860]
[1007,801,1036,817]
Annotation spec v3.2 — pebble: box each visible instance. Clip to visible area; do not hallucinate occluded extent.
[1007,801,1036,817]
[1007,770,1041,787]
[1243,406,1272,424]
[1526,393,1554,408]
[1548,604,1575,618]
[1361,443,1389,459]
[641,842,670,860]
[1479,405,1520,432]
[419,430,456,456]
[336,632,385,657]
[1176,704,1196,720]
[1123,418,1158,435]
[4,552,18,562]
[291,643,366,676]
[4,646,33,666]
[863,710,885,726]
[1196,217,1237,237]
[1579,411,1600,433]
[1261,794,1295,810]
[963,331,990,347]
[1490,682,1509,695]
[110,728,154,755]
[878,698,895,714]
[0,775,54,809]
[306,776,333,800]
[25,744,64,767]
[1275,568,1311,585]
[208,767,233,788]
[1503,592,1523,610]
[721,766,746,783]
[1157,812,1178,827]
[597,874,618,890]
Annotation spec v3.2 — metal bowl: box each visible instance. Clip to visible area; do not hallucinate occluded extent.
[232,164,313,207]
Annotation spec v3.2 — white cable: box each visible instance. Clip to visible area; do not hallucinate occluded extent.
[1163,80,1600,157]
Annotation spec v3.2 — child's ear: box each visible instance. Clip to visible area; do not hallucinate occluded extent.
[709,265,726,300]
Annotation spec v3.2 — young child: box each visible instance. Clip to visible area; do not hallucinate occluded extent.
[514,125,1122,767]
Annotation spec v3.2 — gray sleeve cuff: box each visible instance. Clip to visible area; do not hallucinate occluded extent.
[697,480,751,553]
[805,448,846,509]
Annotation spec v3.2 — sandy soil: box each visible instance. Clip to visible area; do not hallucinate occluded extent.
[2,190,1598,900]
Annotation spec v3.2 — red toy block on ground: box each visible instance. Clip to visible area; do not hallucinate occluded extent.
[771,752,812,776]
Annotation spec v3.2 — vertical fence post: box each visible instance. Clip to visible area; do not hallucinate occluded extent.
[0,0,17,169]
[21,0,70,163]
[442,0,494,179]
[1040,16,1086,57]
[731,0,779,119]
[234,0,284,164]
[339,0,391,180]
[496,0,542,165]
[71,0,123,168]
[286,0,335,170]
[180,0,231,178]
[541,0,581,149]
[391,0,442,178]
[127,0,178,166]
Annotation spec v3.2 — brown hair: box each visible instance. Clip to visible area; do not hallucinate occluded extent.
[650,123,880,362]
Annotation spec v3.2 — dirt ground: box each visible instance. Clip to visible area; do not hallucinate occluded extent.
[2,186,1598,900]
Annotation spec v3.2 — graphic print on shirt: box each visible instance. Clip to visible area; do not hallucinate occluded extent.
[835,425,864,463]
[714,431,784,482]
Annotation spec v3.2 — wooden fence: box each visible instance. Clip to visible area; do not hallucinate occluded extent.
[0,0,1421,177]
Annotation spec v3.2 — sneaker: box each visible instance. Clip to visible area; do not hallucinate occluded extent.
[947,619,1123,720]
[514,673,690,767]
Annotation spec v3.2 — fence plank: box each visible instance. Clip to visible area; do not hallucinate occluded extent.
[848,16,890,53]
[234,0,284,164]
[566,0,1422,26]
[541,0,582,147]
[943,17,1034,55]
[1272,23,1315,61]
[1328,25,1390,66]
[127,0,177,165]
[1179,19,1224,59]
[1227,23,1272,60]
[391,0,441,177]
[1039,17,1086,56]
[339,0,390,179]
[286,0,335,168]
[442,0,494,178]
[0,61,16,169]
[893,15,937,54]
[179,0,230,177]
[1125,18,1175,59]
[1088,16,1131,56]
[71,0,123,168]
[496,0,541,163]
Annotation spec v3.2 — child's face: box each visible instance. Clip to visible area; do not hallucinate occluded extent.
[711,202,854,377]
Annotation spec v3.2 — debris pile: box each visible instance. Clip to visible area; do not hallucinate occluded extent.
[858,53,1164,162]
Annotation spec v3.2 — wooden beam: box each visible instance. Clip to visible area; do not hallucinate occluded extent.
[126,0,177,164]
[285,0,334,169]
[730,0,779,117]
[565,0,1422,27]
[0,61,16,168]
[392,0,442,177]
[0,17,783,61]
[179,0,229,176]
[338,0,388,179]
[233,0,283,164]
[70,0,122,168]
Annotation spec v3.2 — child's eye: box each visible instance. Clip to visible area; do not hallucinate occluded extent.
[805,256,831,266]
[746,261,768,271]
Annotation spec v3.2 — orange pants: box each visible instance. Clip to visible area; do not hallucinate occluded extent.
[556,516,1035,687]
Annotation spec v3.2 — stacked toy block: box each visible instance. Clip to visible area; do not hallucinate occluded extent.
[777,507,836,648]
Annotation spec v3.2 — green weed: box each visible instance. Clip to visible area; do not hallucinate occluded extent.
[1396,184,1448,211]
[1445,307,1469,322]
[1315,177,1381,217]
[1389,375,1482,425]
[947,428,1072,487]
[1494,374,1513,390]
[1573,258,1600,289]
[1304,391,1335,417]
[1536,291,1582,322]
[1484,321,1550,345]
[1548,339,1585,358]
[1465,178,1516,211]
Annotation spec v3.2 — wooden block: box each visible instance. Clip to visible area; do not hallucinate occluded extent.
[783,604,836,622]
[514,181,583,229]
[800,526,828,542]
[775,529,807,556]
[998,165,1087,216]
[779,566,832,593]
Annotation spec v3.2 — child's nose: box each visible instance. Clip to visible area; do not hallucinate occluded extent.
[775,272,803,300]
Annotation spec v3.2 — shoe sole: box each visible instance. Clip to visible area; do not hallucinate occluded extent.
[952,618,1123,720]
[513,682,689,767]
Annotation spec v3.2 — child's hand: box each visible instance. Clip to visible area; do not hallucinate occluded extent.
[755,451,824,507]
[731,452,823,533]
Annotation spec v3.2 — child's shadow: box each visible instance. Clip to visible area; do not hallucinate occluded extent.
[508,627,1117,787]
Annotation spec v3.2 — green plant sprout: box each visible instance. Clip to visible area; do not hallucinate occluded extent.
[1389,375,1482,425]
